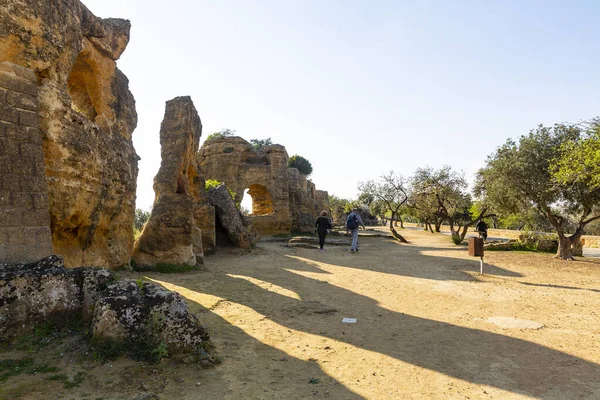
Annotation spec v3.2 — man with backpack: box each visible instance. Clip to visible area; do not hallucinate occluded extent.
[346,208,366,253]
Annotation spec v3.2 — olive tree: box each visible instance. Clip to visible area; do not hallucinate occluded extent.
[476,123,600,260]
[358,171,408,243]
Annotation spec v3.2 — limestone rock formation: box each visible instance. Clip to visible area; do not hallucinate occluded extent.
[132,96,214,267]
[1,255,212,357]
[0,0,139,268]
[197,136,329,235]
[207,184,259,248]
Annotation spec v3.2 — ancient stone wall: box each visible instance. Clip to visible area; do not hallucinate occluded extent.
[0,0,139,268]
[0,62,53,263]
[197,136,328,235]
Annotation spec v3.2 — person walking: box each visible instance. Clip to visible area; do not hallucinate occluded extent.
[346,208,366,253]
[315,211,332,251]
[475,219,488,240]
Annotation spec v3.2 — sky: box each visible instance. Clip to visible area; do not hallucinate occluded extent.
[83,0,600,211]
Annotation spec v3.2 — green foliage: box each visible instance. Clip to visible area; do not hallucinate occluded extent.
[0,358,58,382]
[91,322,169,363]
[206,128,235,141]
[476,122,600,258]
[250,137,273,150]
[288,155,313,177]
[205,179,236,200]
[450,232,463,245]
[134,208,151,231]
[553,118,600,189]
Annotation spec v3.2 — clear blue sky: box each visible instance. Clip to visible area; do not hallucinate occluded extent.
[84,0,600,211]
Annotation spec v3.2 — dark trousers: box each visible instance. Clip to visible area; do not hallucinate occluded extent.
[318,230,327,249]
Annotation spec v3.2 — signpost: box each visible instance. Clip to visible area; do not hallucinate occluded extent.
[468,237,485,274]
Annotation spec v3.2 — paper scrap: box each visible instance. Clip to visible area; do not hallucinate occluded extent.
[342,318,357,323]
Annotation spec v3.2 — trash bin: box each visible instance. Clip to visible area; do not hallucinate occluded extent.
[468,237,484,257]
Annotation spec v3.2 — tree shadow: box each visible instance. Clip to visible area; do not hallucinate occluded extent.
[519,281,600,293]
[153,237,599,398]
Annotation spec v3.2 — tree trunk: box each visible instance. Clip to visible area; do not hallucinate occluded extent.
[555,229,582,261]
[398,215,404,229]
[426,221,434,233]
[434,218,442,233]
[389,212,408,243]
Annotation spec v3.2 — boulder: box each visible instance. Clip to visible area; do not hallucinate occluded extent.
[92,280,210,354]
[0,255,114,339]
[0,0,139,268]
[132,96,214,267]
[1,255,212,358]
[207,184,259,249]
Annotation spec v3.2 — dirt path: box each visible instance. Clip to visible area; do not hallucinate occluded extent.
[2,228,600,399]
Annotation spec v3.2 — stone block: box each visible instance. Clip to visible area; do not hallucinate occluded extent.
[21,210,50,227]
[0,244,5,263]
[1,174,20,191]
[5,123,27,141]
[19,142,44,161]
[32,192,49,210]
[0,88,6,104]
[0,208,22,226]
[26,127,43,144]
[0,72,37,96]
[12,159,36,176]
[0,139,6,156]
[8,63,37,82]
[20,176,48,193]
[10,191,33,208]
[0,156,11,173]
[19,110,39,128]
[7,91,38,111]
[0,103,18,123]
[5,139,20,158]
[0,190,9,206]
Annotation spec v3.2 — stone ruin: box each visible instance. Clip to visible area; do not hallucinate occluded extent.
[132,96,212,268]
[132,97,259,269]
[197,136,330,235]
[1,0,138,268]
[0,1,215,360]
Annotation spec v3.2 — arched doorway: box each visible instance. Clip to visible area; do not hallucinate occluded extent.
[241,184,274,215]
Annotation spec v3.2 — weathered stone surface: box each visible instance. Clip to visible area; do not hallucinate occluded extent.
[0,1,138,268]
[92,280,211,354]
[0,64,53,263]
[133,96,213,267]
[0,255,114,339]
[207,184,259,249]
[198,136,329,235]
[1,255,212,357]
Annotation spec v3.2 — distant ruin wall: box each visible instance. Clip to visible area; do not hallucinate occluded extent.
[0,62,53,262]
[197,136,328,235]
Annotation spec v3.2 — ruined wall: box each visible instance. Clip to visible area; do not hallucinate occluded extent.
[0,0,138,268]
[197,136,327,235]
[0,62,53,262]
[132,96,214,267]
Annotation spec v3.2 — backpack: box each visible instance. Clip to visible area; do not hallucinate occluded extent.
[346,214,359,230]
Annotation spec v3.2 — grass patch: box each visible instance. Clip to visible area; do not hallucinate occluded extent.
[272,233,292,238]
[46,371,85,388]
[0,358,58,382]
[90,337,168,364]
[15,319,86,353]
[132,262,198,274]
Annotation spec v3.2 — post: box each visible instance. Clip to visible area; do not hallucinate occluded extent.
[480,256,484,275]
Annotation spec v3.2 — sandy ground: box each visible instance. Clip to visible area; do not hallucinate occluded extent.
[2,227,600,399]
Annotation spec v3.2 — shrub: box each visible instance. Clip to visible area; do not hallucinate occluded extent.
[250,138,272,150]
[288,155,313,177]
[206,128,235,141]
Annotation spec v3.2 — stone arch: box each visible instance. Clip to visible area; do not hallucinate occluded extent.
[244,184,274,215]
